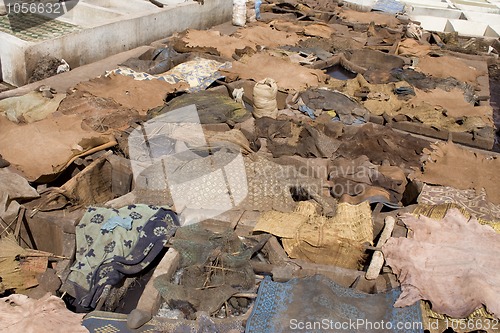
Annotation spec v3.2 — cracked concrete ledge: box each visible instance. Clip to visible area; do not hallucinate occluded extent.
[0,0,232,86]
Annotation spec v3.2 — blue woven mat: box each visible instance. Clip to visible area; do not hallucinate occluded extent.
[246,275,423,333]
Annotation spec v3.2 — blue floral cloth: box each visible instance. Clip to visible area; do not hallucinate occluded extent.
[246,275,423,333]
[67,205,179,308]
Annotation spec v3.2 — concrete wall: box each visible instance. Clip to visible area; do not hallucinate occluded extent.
[0,34,30,87]
[0,0,232,86]
[407,0,500,38]
[409,6,465,19]
[411,15,450,32]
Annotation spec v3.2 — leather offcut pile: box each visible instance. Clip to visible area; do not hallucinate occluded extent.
[0,0,499,332]
[329,156,407,207]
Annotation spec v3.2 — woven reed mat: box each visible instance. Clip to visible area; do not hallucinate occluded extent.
[417,185,500,230]
[254,201,373,269]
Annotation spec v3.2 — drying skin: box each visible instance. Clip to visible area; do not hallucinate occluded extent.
[410,87,493,124]
[58,91,143,132]
[234,24,303,49]
[181,29,254,59]
[383,209,500,318]
[413,141,500,205]
[0,114,116,182]
[0,91,65,123]
[338,8,402,28]
[75,74,188,114]
[0,294,88,333]
[255,117,341,158]
[152,90,251,124]
[417,55,486,84]
[336,123,430,169]
[329,156,407,206]
[220,52,329,92]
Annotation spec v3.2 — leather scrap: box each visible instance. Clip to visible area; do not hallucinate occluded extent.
[0,91,65,123]
[338,8,402,28]
[397,38,431,58]
[75,74,188,114]
[331,73,404,116]
[255,117,341,158]
[0,168,39,237]
[417,56,485,84]
[300,88,370,124]
[396,102,487,133]
[344,49,405,84]
[0,293,87,333]
[410,88,493,124]
[412,204,500,331]
[302,23,335,39]
[151,90,251,124]
[383,209,500,318]
[329,156,407,206]
[182,29,253,59]
[336,123,429,169]
[58,91,143,132]
[0,114,116,182]
[234,24,302,49]
[220,52,329,92]
[412,141,500,204]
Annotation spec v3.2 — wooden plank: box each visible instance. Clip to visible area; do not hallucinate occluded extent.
[136,248,180,316]
[372,119,495,151]
[235,210,261,236]
[106,154,133,197]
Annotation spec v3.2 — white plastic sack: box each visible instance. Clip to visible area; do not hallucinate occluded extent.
[253,78,278,119]
[232,0,246,26]
[57,59,70,74]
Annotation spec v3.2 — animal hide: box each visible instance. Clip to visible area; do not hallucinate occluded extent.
[220,52,328,92]
[0,294,88,333]
[412,142,500,204]
[382,209,500,318]
[0,114,116,183]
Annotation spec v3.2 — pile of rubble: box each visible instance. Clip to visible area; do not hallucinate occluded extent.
[0,1,499,332]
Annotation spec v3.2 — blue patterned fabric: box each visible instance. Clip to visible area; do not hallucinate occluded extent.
[67,205,179,308]
[372,0,405,14]
[246,275,423,333]
[107,57,231,93]
[83,311,157,333]
[299,104,316,120]
[101,216,133,231]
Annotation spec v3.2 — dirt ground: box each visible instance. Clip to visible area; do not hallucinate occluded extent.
[28,56,61,84]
